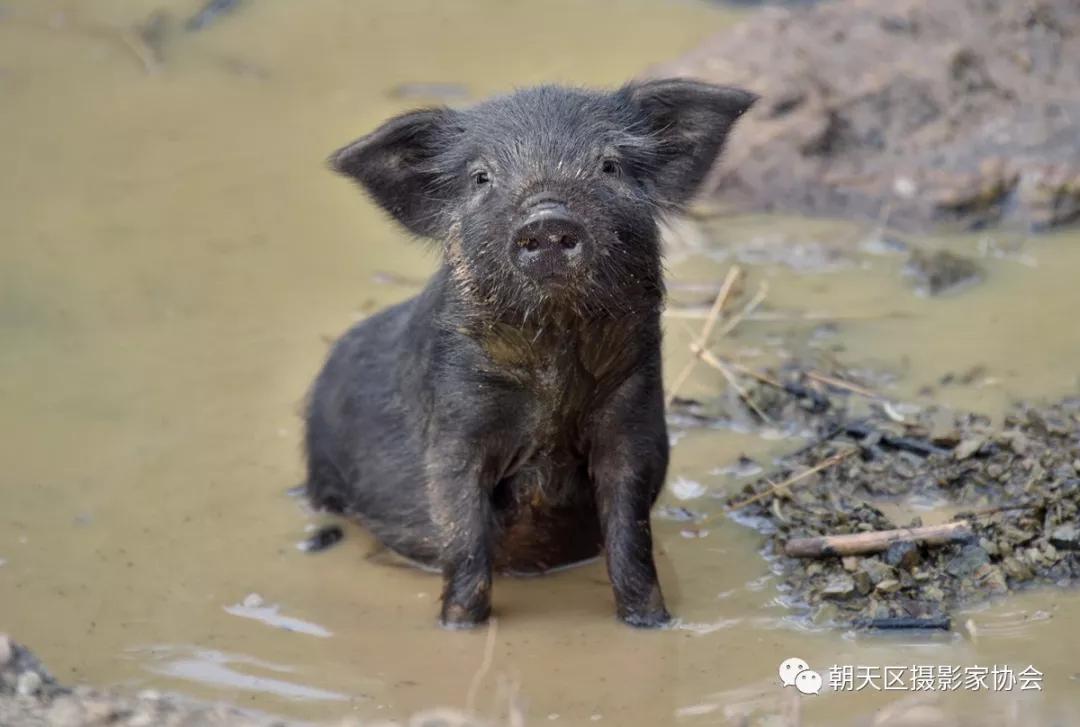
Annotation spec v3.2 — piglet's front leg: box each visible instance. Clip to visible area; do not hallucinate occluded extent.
[595,471,670,626]
[589,377,672,627]
[426,448,499,630]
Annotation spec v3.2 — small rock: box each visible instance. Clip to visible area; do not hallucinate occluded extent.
[822,573,856,598]
[904,249,983,296]
[1022,546,1045,566]
[923,585,946,601]
[974,564,1008,593]
[242,593,264,609]
[16,670,42,696]
[860,558,896,585]
[978,537,999,557]
[946,544,991,577]
[1002,556,1033,580]
[953,437,985,460]
[876,578,902,593]
[1049,524,1080,551]
[841,556,859,572]
[883,541,921,571]
[1006,432,1031,455]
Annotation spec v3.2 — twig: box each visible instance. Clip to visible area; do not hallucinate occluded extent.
[466,618,498,715]
[665,266,741,407]
[727,449,856,511]
[665,359,701,410]
[784,521,972,558]
[806,371,881,400]
[720,358,783,389]
[691,343,773,424]
[699,265,743,344]
[712,356,832,412]
[714,282,768,338]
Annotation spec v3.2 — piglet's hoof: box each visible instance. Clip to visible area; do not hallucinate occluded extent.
[439,601,491,630]
[619,607,672,629]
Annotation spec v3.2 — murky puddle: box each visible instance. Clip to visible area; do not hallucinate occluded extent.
[1,1,1078,724]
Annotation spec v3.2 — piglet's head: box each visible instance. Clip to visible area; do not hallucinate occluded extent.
[332,79,756,319]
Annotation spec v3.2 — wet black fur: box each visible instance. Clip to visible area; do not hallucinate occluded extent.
[305,79,756,628]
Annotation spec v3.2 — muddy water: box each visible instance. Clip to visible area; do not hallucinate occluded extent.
[1,1,1078,725]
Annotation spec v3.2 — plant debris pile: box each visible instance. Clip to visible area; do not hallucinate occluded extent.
[674,372,1080,628]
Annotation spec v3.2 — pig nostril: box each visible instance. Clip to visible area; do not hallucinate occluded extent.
[559,235,577,250]
[522,238,540,252]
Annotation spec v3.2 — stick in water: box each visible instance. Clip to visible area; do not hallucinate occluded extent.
[726,449,856,511]
[665,265,742,408]
[784,521,973,558]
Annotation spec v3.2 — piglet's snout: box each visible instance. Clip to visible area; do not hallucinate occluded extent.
[511,197,589,281]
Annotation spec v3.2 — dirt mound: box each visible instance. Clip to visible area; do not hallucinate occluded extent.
[653,0,1080,231]
[672,371,1080,628]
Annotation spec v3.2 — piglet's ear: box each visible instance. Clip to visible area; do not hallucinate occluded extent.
[626,78,757,207]
[330,108,459,239]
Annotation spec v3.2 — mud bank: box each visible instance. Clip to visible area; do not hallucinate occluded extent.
[0,636,483,727]
[653,0,1080,231]
[672,370,1080,628]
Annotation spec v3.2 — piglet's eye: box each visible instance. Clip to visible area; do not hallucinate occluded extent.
[601,159,620,176]
[472,170,491,186]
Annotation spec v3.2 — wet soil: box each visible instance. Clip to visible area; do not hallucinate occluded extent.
[1,635,275,727]
[673,370,1080,629]
[652,0,1080,231]
[0,635,483,727]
